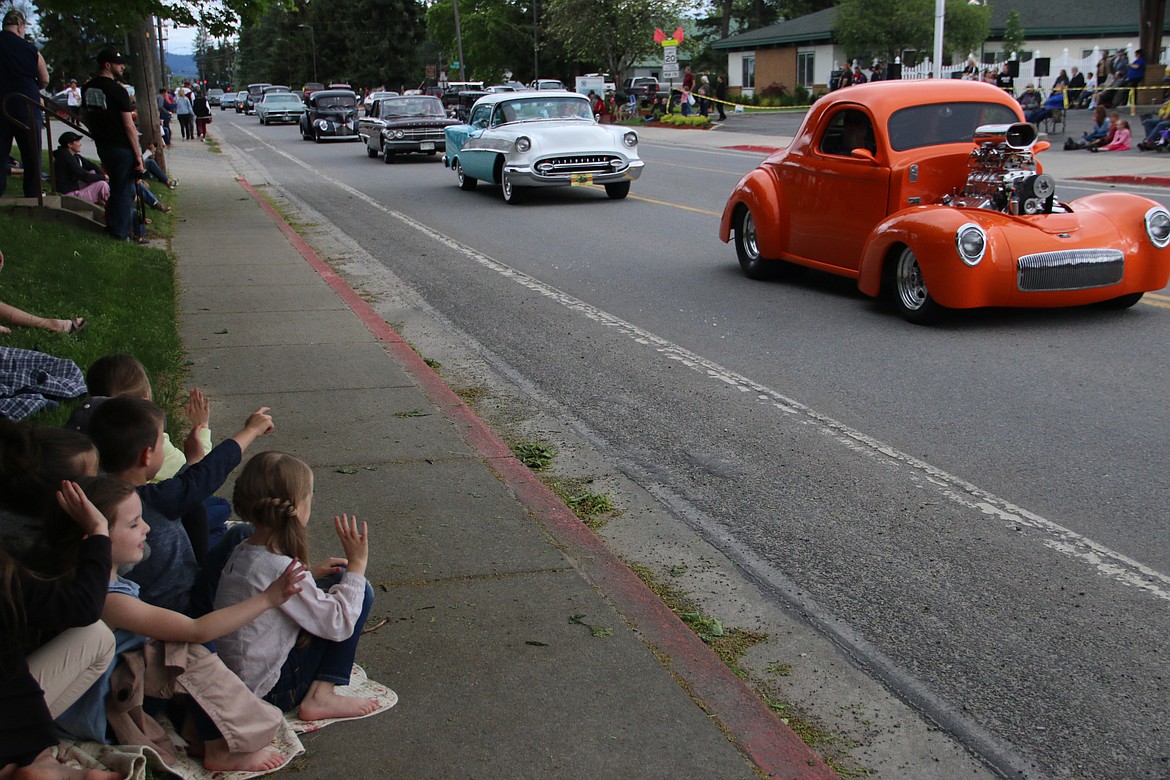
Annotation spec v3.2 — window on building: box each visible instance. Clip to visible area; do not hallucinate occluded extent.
[797,51,815,88]
[742,56,755,90]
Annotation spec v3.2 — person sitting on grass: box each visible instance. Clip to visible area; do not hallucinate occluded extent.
[141,141,177,189]
[0,250,86,334]
[52,131,109,206]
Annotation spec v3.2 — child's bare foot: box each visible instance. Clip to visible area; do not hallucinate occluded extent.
[10,749,121,780]
[201,740,284,773]
[296,681,380,720]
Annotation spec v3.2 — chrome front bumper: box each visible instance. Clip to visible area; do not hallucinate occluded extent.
[502,158,644,187]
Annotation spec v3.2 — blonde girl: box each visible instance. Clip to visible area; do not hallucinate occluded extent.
[58,477,305,773]
[215,451,378,720]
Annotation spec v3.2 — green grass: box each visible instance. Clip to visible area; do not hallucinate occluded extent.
[511,441,556,470]
[0,210,187,430]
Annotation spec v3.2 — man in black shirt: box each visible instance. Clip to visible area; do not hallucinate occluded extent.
[0,9,49,197]
[81,49,144,242]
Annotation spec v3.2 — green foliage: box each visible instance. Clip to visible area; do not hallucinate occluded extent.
[511,441,556,469]
[1001,9,1025,60]
[425,0,535,84]
[944,0,989,63]
[659,112,711,127]
[834,0,932,63]
[237,0,426,90]
[544,0,685,83]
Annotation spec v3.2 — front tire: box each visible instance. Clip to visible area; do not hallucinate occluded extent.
[455,159,477,190]
[383,148,395,164]
[888,245,945,325]
[1096,292,1144,309]
[605,181,630,200]
[501,171,523,204]
[733,207,802,280]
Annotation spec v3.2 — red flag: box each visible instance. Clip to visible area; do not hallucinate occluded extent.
[674,26,685,43]
[653,28,667,44]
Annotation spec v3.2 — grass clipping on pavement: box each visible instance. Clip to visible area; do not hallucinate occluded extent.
[0,210,187,428]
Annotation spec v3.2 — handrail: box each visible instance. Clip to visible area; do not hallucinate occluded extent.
[2,91,95,207]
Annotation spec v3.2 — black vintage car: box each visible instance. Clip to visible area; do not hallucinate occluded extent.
[449,90,489,123]
[299,89,360,142]
[357,95,460,163]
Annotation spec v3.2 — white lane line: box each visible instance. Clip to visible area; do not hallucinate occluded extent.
[233,124,1170,603]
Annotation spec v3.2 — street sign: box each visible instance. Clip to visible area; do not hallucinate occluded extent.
[663,64,680,79]
[663,44,679,79]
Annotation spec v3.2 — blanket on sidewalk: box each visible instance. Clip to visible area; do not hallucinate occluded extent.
[56,665,398,779]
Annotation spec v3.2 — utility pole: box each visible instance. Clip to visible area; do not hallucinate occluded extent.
[453,0,467,81]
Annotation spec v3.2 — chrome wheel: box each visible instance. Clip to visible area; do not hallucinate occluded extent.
[889,246,944,324]
[456,160,477,190]
[501,171,522,204]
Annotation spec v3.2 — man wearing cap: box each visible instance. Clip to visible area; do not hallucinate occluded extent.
[82,49,144,242]
[0,9,50,198]
[53,131,108,205]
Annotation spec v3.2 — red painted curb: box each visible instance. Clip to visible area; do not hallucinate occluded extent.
[1076,175,1170,187]
[725,144,782,153]
[237,177,836,779]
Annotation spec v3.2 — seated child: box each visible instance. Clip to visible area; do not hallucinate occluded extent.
[87,397,274,614]
[56,477,306,772]
[0,481,119,780]
[215,452,379,720]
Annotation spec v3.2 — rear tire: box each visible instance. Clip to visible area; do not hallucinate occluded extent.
[366,145,377,158]
[605,181,631,200]
[455,159,477,190]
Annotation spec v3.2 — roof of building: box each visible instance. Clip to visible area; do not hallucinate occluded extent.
[713,0,1168,50]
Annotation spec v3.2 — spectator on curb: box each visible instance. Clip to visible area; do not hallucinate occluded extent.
[1026,85,1065,125]
[193,90,212,140]
[175,89,194,140]
[52,131,109,206]
[714,74,727,121]
[1065,106,1109,149]
[1137,97,1170,150]
[141,141,177,188]
[81,49,145,243]
[63,78,82,119]
[0,250,86,334]
[1018,83,1042,113]
[1067,66,1086,106]
[0,9,49,198]
[156,88,173,146]
[1091,119,1131,152]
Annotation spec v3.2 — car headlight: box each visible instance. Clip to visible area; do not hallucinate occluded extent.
[393,129,405,139]
[515,136,531,153]
[955,223,986,266]
[316,119,328,130]
[623,131,638,148]
[1146,207,1170,249]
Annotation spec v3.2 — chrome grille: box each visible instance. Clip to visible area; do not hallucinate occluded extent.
[1017,249,1124,291]
[399,127,446,141]
[535,155,624,176]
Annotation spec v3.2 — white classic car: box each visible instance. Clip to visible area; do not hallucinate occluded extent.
[443,91,644,204]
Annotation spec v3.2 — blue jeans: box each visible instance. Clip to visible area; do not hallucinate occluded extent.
[263,577,375,712]
[144,158,168,184]
[97,144,136,239]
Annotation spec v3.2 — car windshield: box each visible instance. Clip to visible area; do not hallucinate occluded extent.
[497,97,592,122]
[265,95,301,105]
[316,96,356,109]
[887,102,1021,151]
[383,98,444,117]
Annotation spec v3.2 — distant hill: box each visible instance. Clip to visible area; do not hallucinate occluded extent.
[166,52,198,81]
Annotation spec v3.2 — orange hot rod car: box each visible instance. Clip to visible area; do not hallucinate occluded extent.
[718,80,1170,324]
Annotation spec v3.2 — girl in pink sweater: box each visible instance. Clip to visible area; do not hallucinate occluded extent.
[1095,120,1132,151]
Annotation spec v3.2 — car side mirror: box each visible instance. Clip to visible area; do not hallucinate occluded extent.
[850,148,877,163]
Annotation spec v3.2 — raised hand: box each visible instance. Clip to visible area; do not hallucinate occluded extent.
[55,480,109,538]
[333,514,369,576]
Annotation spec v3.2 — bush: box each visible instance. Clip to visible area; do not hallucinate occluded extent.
[659,113,712,128]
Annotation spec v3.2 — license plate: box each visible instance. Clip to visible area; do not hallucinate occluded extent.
[570,173,594,186]
[420,141,434,151]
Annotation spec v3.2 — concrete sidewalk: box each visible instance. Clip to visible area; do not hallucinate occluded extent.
[165,139,834,777]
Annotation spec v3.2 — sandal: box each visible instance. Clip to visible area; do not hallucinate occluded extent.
[68,318,86,333]
[168,179,178,189]
[151,202,171,213]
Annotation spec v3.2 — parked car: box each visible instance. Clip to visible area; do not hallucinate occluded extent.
[256,92,308,125]
[359,95,459,163]
[219,93,238,110]
[207,88,225,105]
[299,89,360,142]
[719,80,1170,323]
[622,77,659,98]
[444,91,644,204]
[302,82,325,98]
[529,79,565,91]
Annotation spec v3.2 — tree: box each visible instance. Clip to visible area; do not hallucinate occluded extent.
[426,0,533,84]
[834,0,932,63]
[1000,8,1024,61]
[943,0,989,64]
[543,0,686,85]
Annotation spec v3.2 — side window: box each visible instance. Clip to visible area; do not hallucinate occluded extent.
[470,105,490,128]
[819,109,877,156]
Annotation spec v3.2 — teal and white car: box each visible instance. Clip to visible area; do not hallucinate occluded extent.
[443,91,644,204]
[256,93,306,126]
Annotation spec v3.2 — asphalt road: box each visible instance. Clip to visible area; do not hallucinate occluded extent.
[214,108,1170,778]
